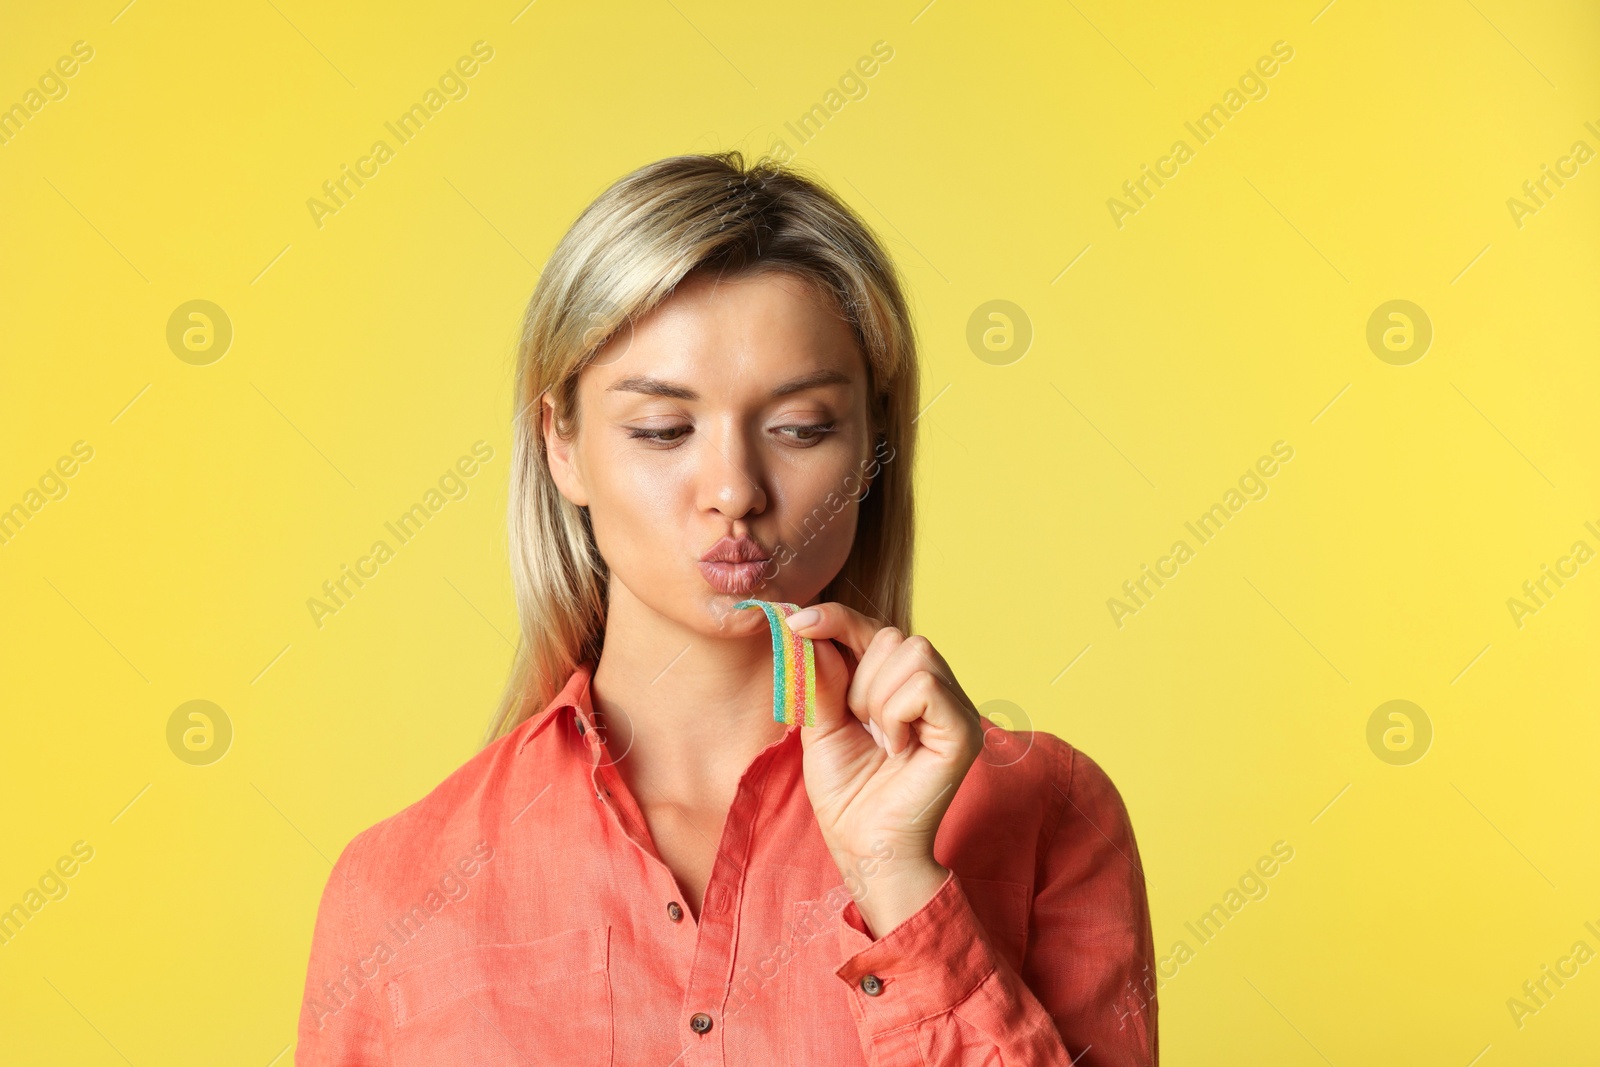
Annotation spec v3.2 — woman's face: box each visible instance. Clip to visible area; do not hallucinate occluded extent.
[544,269,876,637]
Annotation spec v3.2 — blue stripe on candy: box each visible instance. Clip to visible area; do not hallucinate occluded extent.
[735,598,792,724]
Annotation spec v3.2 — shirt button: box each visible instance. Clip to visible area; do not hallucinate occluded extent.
[667,901,684,922]
[860,974,884,996]
[690,1012,713,1034]
[577,720,586,735]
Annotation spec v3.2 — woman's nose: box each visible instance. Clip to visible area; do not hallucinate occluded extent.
[698,426,767,517]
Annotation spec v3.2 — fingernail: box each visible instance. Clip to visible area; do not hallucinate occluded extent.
[786,608,819,630]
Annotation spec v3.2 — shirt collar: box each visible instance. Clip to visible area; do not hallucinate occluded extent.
[516,659,599,754]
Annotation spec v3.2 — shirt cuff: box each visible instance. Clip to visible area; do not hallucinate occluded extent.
[833,867,999,1034]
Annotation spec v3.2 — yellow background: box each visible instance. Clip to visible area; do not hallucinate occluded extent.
[2,0,1596,1062]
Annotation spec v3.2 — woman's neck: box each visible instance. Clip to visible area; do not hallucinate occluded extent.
[590,591,790,807]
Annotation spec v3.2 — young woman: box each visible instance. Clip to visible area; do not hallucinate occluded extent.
[296,153,1157,1066]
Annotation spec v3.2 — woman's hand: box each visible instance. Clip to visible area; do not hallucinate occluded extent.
[784,601,984,936]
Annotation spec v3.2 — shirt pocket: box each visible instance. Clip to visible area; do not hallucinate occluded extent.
[383,924,613,1067]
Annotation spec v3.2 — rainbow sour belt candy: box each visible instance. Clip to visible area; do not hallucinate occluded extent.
[733,599,818,727]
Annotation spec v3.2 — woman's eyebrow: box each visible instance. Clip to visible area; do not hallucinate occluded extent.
[606,368,852,400]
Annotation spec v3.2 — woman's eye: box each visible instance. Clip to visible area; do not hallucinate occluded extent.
[780,422,837,445]
[627,426,690,443]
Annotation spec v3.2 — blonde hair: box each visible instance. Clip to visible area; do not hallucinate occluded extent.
[482,150,921,746]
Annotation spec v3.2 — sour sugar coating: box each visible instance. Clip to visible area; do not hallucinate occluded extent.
[732,599,818,727]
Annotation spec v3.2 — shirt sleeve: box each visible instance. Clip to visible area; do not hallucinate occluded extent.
[295,831,390,1067]
[831,747,1158,1066]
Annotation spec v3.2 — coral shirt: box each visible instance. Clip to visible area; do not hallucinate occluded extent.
[296,660,1157,1065]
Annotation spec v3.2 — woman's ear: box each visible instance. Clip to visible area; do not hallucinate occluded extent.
[542,393,590,508]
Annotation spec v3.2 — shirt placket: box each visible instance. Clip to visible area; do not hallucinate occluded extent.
[674,744,781,1066]
[578,706,795,1066]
